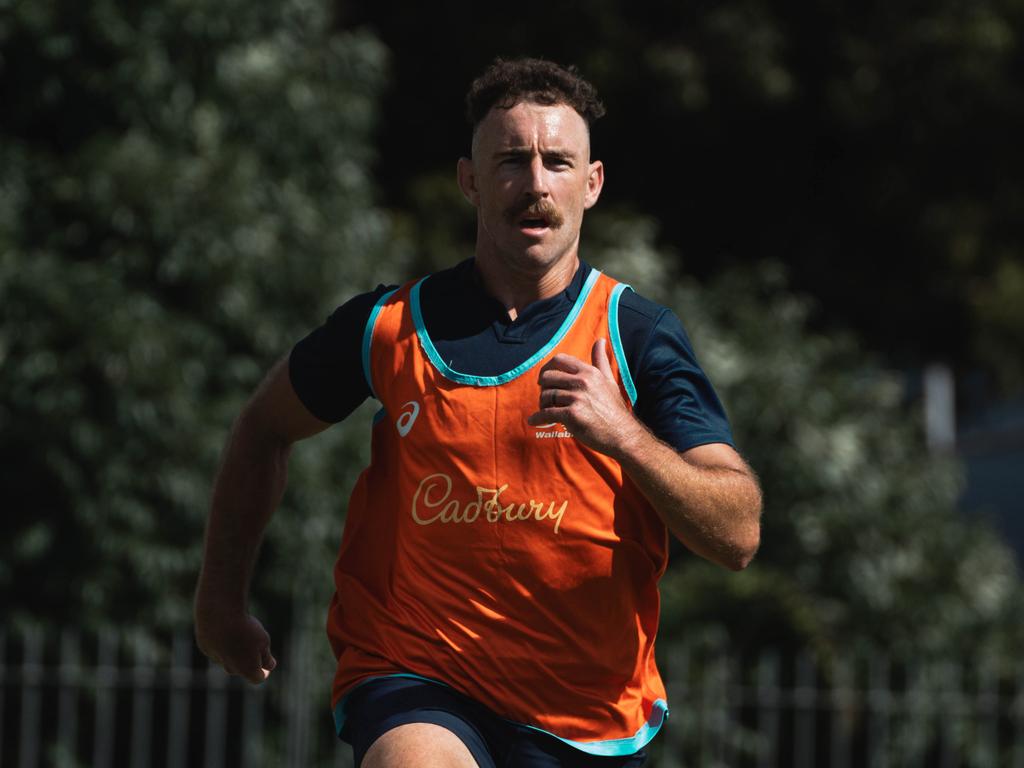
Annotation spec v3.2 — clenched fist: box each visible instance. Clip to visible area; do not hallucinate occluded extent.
[195,606,277,685]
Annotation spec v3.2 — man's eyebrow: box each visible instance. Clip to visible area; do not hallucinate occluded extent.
[493,148,577,160]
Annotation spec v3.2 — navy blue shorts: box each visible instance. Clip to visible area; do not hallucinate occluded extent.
[339,677,649,768]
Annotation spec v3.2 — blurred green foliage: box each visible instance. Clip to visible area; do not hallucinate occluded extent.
[1,0,1021,685]
[0,0,406,629]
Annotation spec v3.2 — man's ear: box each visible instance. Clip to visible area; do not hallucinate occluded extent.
[457,157,479,206]
[584,159,604,210]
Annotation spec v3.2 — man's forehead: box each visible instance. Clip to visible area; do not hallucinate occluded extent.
[474,101,590,154]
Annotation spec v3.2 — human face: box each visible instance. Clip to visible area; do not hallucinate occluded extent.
[457,101,604,278]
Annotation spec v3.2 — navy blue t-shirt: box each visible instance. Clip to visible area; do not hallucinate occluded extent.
[289,258,733,453]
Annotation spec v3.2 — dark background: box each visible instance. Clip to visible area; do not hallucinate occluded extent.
[341,0,1024,398]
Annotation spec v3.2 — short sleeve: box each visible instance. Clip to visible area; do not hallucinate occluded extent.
[288,284,396,423]
[617,292,734,452]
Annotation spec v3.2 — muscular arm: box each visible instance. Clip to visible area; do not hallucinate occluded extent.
[194,357,331,682]
[528,340,762,571]
[611,432,761,570]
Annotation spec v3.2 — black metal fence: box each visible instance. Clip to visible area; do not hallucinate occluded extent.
[2,627,1022,767]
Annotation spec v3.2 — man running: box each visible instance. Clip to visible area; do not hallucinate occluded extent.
[195,57,762,768]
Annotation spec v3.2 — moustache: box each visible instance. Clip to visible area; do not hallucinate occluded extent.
[505,199,565,229]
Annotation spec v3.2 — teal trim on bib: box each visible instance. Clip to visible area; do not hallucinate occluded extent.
[410,268,603,387]
[608,283,638,406]
[332,674,668,756]
[523,698,669,757]
[361,288,398,399]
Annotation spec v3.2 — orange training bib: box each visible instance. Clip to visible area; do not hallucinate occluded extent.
[327,269,669,755]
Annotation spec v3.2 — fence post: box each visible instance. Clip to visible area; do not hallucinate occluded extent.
[0,630,6,768]
[756,649,779,768]
[976,654,999,768]
[203,660,229,768]
[92,628,118,768]
[56,630,82,768]
[830,651,853,768]
[661,641,689,768]
[711,650,730,768]
[167,631,192,768]
[285,625,313,768]
[867,651,891,768]
[938,659,962,768]
[794,649,817,768]
[698,644,714,768]
[129,632,155,768]
[903,656,931,768]
[241,671,266,768]
[722,650,739,768]
[1013,659,1024,768]
[18,626,42,768]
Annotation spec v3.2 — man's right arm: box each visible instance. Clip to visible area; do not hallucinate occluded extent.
[194,283,396,683]
[194,357,331,683]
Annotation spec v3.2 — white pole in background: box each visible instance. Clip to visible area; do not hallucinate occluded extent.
[924,364,956,454]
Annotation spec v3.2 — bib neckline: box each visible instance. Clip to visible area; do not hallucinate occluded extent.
[410,268,603,387]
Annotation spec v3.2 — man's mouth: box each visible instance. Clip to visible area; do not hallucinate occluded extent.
[518,216,550,232]
[509,201,562,235]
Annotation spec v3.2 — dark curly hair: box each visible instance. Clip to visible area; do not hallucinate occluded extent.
[465,57,606,134]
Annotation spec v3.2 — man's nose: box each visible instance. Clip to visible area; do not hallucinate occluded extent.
[524,155,549,197]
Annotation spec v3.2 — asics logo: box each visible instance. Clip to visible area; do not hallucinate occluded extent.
[396,400,420,437]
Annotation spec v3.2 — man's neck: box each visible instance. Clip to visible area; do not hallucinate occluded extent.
[473,251,580,322]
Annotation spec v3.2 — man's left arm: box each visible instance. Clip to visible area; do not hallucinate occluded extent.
[528,339,762,571]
